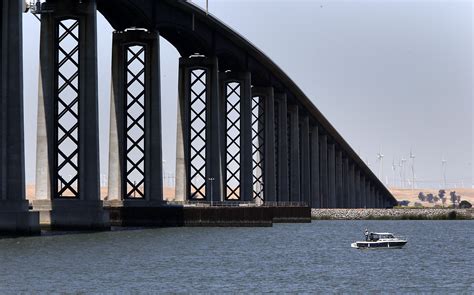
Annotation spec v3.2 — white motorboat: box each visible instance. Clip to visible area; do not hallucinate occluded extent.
[351,232,407,249]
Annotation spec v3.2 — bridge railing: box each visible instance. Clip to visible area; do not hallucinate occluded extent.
[165,201,309,208]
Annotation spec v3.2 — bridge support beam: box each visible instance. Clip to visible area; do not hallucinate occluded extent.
[252,87,276,203]
[368,185,373,208]
[360,175,366,208]
[288,104,300,202]
[275,93,289,202]
[349,164,355,208]
[343,157,349,208]
[0,0,40,235]
[34,0,109,230]
[107,30,163,206]
[368,183,374,208]
[300,115,311,206]
[328,143,336,208]
[310,125,320,208]
[219,71,252,201]
[354,169,360,207]
[176,57,224,202]
[335,150,343,208]
[319,135,328,207]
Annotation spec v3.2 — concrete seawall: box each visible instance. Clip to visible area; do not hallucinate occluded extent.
[107,206,312,227]
[311,208,474,220]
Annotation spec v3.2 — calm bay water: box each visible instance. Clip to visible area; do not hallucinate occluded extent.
[0,221,473,293]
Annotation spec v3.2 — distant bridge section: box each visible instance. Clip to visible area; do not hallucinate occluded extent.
[0,0,397,234]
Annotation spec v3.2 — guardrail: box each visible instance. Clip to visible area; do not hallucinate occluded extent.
[165,201,309,208]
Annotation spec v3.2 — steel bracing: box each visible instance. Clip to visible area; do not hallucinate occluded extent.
[224,82,242,200]
[55,19,80,199]
[189,69,208,200]
[124,45,146,199]
[251,96,265,201]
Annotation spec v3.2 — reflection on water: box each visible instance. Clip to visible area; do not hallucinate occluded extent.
[0,221,472,293]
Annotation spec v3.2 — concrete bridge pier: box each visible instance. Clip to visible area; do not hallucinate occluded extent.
[347,163,354,208]
[310,125,320,208]
[0,0,40,235]
[251,87,276,203]
[328,142,336,208]
[343,157,349,208]
[300,115,311,206]
[275,93,289,202]
[288,104,300,202]
[367,179,372,208]
[360,175,366,208]
[219,71,252,201]
[335,150,343,208]
[176,56,224,202]
[34,0,109,230]
[355,170,361,207]
[107,30,163,207]
[319,134,328,207]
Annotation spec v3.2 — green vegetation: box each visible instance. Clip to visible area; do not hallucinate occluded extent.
[459,200,472,209]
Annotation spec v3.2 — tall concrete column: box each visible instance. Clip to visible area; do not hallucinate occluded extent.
[374,190,378,208]
[343,157,349,208]
[319,134,328,207]
[34,0,109,230]
[335,150,343,208]
[367,182,373,208]
[176,57,224,202]
[219,71,252,201]
[370,185,375,208]
[310,125,320,208]
[370,182,377,208]
[348,164,355,208]
[0,0,40,235]
[354,169,360,208]
[107,30,163,206]
[360,175,366,208]
[252,87,276,202]
[375,189,380,208]
[288,104,300,202]
[300,115,310,206]
[328,142,336,208]
[275,93,289,202]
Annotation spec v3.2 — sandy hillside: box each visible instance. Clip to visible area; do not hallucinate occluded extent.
[389,188,474,207]
[26,184,474,207]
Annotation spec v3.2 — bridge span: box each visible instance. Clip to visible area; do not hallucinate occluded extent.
[0,0,397,235]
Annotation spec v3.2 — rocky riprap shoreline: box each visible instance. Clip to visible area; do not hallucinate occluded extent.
[311,208,474,220]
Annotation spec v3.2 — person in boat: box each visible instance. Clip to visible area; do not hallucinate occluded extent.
[364,229,369,241]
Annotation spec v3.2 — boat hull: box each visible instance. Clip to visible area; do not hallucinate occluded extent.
[351,241,407,249]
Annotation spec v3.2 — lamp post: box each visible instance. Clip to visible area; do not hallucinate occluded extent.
[209,177,215,206]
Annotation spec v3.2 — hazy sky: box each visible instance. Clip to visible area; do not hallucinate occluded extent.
[22,0,473,188]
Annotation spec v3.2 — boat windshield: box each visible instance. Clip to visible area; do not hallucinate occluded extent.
[369,234,379,241]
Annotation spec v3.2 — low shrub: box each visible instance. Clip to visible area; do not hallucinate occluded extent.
[459,200,472,209]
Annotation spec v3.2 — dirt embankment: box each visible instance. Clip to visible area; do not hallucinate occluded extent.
[389,188,474,207]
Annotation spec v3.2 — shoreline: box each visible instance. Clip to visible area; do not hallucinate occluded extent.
[311,208,474,220]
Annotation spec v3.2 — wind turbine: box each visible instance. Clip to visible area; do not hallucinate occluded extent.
[399,157,406,188]
[376,149,384,182]
[410,149,415,190]
[391,158,397,188]
[441,157,447,189]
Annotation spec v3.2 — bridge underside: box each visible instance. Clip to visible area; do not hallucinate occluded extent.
[0,0,396,234]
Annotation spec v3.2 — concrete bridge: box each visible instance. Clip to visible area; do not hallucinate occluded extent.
[0,0,397,235]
